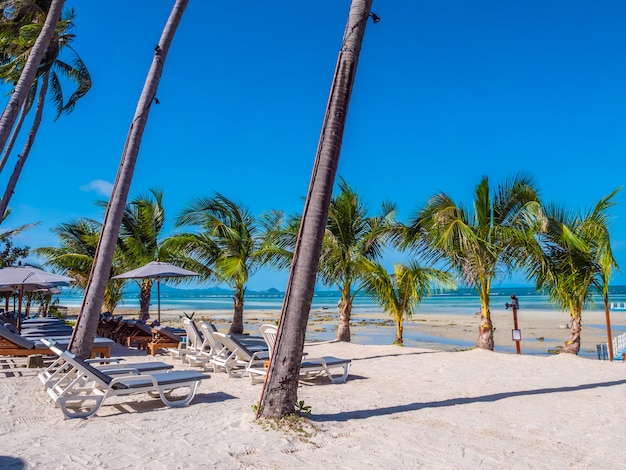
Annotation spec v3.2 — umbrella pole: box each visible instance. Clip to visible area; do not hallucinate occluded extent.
[157,280,161,323]
[17,289,22,333]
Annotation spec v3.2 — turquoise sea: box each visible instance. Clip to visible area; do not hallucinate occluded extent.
[58,285,626,315]
[56,286,626,357]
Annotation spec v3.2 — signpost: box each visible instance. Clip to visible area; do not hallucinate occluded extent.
[506,294,521,355]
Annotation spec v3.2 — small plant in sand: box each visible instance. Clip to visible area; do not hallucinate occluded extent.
[254,401,318,441]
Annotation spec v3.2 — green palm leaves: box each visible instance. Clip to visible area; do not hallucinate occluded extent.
[318,178,396,342]
[412,174,541,350]
[362,260,455,345]
[169,193,284,334]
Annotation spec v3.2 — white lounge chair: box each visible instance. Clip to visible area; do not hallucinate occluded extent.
[40,338,210,419]
[185,322,219,369]
[259,324,351,384]
[209,332,268,382]
[38,354,174,389]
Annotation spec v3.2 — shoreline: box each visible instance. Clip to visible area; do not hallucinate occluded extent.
[63,306,622,358]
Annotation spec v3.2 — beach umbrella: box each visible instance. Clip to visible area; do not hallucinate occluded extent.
[0,266,74,331]
[112,261,199,322]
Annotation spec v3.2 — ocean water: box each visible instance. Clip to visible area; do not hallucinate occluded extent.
[55,285,626,357]
[57,285,626,315]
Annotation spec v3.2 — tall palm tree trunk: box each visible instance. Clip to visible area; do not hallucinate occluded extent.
[0,73,48,219]
[0,102,28,175]
[70,0,188,358]
[258,0,374,419]
[0,0,64,159]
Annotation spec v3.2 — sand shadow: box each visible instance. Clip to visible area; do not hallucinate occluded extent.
[98,392,238,417]
[0,456,26,470]
[310,378,626,422]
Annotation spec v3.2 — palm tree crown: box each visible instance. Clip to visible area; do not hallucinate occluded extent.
[413,174,540,350]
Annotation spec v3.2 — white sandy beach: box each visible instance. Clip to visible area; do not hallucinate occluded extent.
[2,307,626,469]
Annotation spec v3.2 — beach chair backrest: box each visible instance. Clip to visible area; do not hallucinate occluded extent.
[182,318,203,350]
[41,338,112,387]
[198,322,220,350]
[152,325,183,342]
[213,332,253,361]
[0,323,36,349]
[259,324,277,358]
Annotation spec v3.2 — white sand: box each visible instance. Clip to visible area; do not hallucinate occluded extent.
[2,333,626,469]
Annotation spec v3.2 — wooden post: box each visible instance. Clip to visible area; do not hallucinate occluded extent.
[509,294,521,355]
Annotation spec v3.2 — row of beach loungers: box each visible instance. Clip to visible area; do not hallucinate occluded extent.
[1,313,352,419]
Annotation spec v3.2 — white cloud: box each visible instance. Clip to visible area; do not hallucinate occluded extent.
[80,180,113,196]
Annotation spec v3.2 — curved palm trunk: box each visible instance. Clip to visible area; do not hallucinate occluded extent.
[336,288,353,341]
[476,290,494,350]
[229,288,245,334]
[0,73,49,219]
[138,279,152,321]
[562,311,582,354]
[394,315,404,345]
[0,0,64,157]
[0,103,28,175]
[603,290,614,361]
[69,0,188,358]
[258,0,374,419]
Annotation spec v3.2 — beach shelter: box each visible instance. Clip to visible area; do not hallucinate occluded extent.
[112,261,199,322]
[0,266,74,331]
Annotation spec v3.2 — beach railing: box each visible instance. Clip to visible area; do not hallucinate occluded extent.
[596,332,626,361]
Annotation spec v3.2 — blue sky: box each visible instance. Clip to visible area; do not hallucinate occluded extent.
[1,0,625,290]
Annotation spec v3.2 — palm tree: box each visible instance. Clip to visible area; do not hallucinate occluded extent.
[167,193,284,334]
[362,260,455,345]
[0,2,91,219]
[258,0,376,419]
[115,189,169,320]
[70,0,188,358]
[0,0,65,157]
[318,178,395,342]
[35,219,125,312]
[411,175,540,350]
[524,189,620,355]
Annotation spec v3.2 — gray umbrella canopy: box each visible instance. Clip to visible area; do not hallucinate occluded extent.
[112,262,199,322]
[0,266,74,287]
[0,266,74,330]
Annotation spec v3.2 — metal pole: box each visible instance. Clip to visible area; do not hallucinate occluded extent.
[512,302,520,355]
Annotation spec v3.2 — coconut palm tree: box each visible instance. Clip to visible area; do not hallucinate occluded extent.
[115,189,170,320]
[318,178,395,342]
[411,174,540,350]
[0,2,91,219]
[166,193,284,334]
[362,260,455,345]
[35,219,125,312]
[258,0,376,419]
[70,0,188,358]
[0,0,65,157]
[524,189,620,355]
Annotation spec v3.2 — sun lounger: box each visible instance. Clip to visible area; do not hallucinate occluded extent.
[209,332,269,382]
[259,324,351,384]
[40,338,210,419]
[148,325,185,356]
[169,318,207,361]
[184,322,220,369]
[39,355,174,389]
[0,324,114,358]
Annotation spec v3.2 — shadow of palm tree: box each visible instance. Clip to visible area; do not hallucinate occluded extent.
[310,378,626,422]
